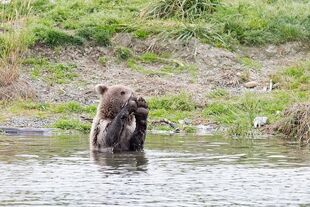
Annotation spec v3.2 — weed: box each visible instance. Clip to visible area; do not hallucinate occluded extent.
[98,56,107,66]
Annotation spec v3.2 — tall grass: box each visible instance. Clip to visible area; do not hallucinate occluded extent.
[141,0,220,20]
[141,0,310,45]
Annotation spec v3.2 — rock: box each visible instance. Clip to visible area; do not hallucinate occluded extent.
[178,120,185,125]
[253,117,268,128]
[184,118,192,125]
[244,81,258,88]
[196,124,217,135]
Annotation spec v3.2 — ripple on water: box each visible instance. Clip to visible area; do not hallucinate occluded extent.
[0,134,310,206]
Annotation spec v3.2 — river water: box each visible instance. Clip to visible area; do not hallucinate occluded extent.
[0,134,309,206]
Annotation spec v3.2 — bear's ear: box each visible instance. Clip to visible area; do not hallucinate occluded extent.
[95,84,108,95]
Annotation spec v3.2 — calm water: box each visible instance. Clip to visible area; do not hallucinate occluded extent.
[0,134,310,206]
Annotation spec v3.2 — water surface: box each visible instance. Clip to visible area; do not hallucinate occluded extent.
[0,134,309,206]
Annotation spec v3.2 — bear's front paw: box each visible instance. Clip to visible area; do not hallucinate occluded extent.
[136,97,148,109]
[135,97,148,122]
[127,99,137,114]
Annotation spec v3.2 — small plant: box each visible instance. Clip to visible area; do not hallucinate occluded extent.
[239,69,250,83]
[98,56,107,66]
[134,29,150,39]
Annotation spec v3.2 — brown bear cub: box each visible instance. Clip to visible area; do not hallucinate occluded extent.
[90,84,148,152]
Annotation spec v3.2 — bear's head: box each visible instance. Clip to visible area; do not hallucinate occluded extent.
[95,84,134,119]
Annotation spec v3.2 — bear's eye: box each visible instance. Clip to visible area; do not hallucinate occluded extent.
[121,91,125,95]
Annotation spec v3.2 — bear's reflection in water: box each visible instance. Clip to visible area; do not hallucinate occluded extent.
[91,151,148,174]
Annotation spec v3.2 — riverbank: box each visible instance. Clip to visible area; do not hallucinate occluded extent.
[0,0,309,140]
[0,40,309,137]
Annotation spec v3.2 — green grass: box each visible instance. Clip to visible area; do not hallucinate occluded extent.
[32,25,83,47]
[53,118,91,133]
[2,0,308,53]
[271,61,310,90]
[148,93,198,123]
[148,93,196,111]
[142,0,220,20]
[207,88,229,99]
[23,57,78,84]
[126,51,198,78]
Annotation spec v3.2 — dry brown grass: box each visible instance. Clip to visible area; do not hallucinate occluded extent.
[0,79,36,101]
[0,4,35,100]
[275,103,310,144]
[0,52,20,87]
[0,49,36,100]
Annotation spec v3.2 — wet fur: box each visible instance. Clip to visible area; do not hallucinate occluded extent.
[90,85,148,153]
